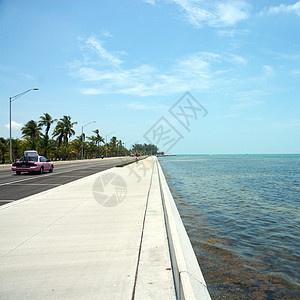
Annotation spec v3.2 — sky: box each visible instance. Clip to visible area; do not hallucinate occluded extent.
[0,0,299,154]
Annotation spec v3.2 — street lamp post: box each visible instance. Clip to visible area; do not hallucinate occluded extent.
[105,131,115,158]
[9,88,39,163]
[81,121,96,160]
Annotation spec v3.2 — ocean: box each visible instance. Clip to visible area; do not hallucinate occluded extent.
[159,154,300,299]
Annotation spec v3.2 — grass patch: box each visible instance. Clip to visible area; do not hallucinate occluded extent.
[116,161,135,167]
[115,156,147,167]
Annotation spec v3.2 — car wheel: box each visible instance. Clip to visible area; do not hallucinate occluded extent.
[39,167,43,174]
[16,171,21,175]
[49,165,53,173]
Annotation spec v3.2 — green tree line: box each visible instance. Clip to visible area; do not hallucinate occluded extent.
[0,113,159,163]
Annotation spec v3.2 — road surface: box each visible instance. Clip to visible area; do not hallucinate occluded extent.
[0,157,136,206]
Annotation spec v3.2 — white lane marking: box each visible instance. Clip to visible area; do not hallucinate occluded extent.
[0,200,15,202]
[0,160,130,187]
[46,175,82,178]
[6,183,61,186]
[0,165,91,186]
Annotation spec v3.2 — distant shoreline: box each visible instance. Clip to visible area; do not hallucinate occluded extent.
[164,153,300,156]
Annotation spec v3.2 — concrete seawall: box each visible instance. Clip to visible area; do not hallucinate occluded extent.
[0,156,210,299]
[157,159,211,299]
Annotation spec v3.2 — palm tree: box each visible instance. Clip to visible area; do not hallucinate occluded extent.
[109,136,117,156]
[53,116,77,160]
[44,139,57,161]
[12,138,24,161]
[52,120,64,160]
[21,120,42,150]
[93,129,105,145]
[0,137,9,163]
[62,116,77,160]
[70,136,82,159]
[87,135,97,157]
[117,139,124,157]
[94,129,104,158]
[87,135,96,144]
[88,129,104,158]
[38,113,57,157]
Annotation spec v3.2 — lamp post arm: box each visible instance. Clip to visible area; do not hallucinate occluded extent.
[9,88,38,163]
[10,88,38,102]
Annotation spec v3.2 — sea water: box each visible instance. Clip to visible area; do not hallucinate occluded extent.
[159,155,300,299]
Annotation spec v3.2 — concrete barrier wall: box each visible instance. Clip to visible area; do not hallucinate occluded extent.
[156,158,211,300]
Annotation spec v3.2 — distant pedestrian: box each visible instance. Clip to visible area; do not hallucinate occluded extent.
[101,154,104,159]
[135,152,139,163]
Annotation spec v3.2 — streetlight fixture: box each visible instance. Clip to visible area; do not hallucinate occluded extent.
[81,121,96,159]
[9,88,39,163]
[105,131,115,157]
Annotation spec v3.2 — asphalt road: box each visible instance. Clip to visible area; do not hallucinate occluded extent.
[0,157,136,206]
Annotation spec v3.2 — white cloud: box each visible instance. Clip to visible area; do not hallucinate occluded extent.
[18,73,35,80]
[73,45,220,96]
[172,0,250,27]
[80,88,106,95]
[213,113,239,119]
[86,36,123,65]
[263,65,274,77]
[266,51,300,61]
[101,30,113,38]
[267,1,300,16]
[272,119,300,128]
[125,101,168,111]
[217,28,250,38]
[217,29,237,37]
[246,117,263,121]
[144,0,156,5]
[77,67,116,81]
[230,54,248,65]
[291,70,300,76]
[71,36,251,97]
[229,89,267,112]
[232,99,263,111]
[216,1,250,26]
[5,121,23,130]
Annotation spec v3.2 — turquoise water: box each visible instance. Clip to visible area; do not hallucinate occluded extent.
[159,155,300,299]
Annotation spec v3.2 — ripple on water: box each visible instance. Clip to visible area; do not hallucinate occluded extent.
[160,155,300,299]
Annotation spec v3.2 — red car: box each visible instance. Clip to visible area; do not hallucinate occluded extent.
[12,151,54,175]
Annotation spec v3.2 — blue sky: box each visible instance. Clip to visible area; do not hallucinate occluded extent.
[0,0,299,154]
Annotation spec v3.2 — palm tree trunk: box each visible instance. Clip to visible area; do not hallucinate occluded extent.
[43,136,49,156]
[55,138,62,160]
[43,125,50,156]
[31,135,35,150]
[63,143,67,160]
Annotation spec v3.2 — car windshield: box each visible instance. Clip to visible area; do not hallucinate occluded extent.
[19,156,38,162]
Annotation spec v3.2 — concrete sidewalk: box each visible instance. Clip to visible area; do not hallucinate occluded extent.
[0,157,175,299]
